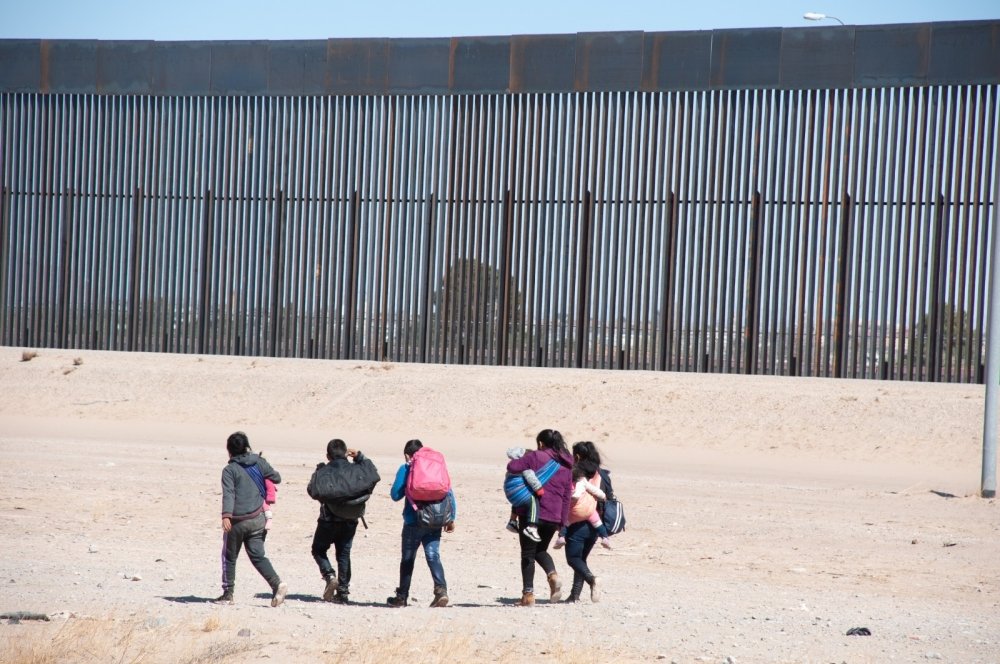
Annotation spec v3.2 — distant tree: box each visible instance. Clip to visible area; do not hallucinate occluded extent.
[910,302,979,377]
[430,258,524,363]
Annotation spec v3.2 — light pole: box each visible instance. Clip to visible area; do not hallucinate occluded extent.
[803,12,846,26]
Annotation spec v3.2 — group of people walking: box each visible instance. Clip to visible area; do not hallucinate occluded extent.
[214,428,616,608]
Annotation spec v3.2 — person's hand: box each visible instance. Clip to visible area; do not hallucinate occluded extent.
[347,448,358,459]
[221,517,232,533]
[444,521,455,533]
[535,487,545,496]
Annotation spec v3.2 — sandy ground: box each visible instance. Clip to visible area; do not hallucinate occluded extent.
[0,347,997,663]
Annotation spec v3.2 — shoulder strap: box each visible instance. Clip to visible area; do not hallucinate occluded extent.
[598,468,615,501]
[534,458,561,487]
[239,462,267,500]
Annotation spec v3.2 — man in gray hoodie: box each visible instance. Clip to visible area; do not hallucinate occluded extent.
[214,431,288,606]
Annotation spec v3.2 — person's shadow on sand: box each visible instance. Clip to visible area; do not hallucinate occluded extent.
[161,595,213,604]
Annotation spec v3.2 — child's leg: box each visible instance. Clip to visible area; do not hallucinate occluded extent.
[521,496,541,541]
[526,495,539,526]
[589,510,610,540]
[506,508,519,533]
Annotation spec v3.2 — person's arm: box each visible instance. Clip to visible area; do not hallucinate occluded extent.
[444,489,457,532]
[220,465,235,531]
[572,479,586,499]
[390,464,408,502]
[521,468,544,494]
[306,463,323,500]
[560,470,572,528]
[257,456,281,484]
[584,481,606,501]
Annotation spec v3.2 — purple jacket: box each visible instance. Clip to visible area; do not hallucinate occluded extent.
[506,448,573,527]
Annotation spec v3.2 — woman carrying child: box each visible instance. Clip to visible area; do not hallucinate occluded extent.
[561,440,611,603]
[505,429,574,606]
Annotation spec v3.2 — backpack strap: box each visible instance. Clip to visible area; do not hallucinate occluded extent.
[238,462,267,500]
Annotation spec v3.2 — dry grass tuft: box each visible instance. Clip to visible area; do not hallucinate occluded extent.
[20,350,38,362]
[201,616,221,633]
[0,615,168,664]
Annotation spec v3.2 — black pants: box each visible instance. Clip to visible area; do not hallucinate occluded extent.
[311,519,358,592]
[518,518,558,594]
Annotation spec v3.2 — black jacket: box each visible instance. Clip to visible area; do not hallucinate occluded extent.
[308,452,377,522]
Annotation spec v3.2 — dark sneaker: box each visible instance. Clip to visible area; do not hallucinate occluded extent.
[271,582,288,607]
[386,589,408,607]
[430,586,449,608]
[505,518,519,534]
[322,577,337,602]
[331,588,350,604]
[211,591,234,605]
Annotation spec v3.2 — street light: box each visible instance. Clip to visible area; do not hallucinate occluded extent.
[804,12,846,26]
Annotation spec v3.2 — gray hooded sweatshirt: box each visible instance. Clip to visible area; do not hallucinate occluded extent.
[221,452,281,521]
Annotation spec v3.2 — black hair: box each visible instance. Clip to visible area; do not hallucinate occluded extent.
[572,440,601,466]
[403,439,423,457]
[227,431,250,457]
[327,438,347,460]
[535,429,568,455]
[573,457,600,482]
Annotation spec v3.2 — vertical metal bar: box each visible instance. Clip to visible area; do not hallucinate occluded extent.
[834,192,852,378]
[744,191,763,373]
[928,194,947,381]
[497,188,513,365]
[198,188,213,354]
[422,192,437,364]
[659,190,678,372]
[343,189,359,359]
[575,190,593,368]
[270,189,285,357]
[981,105,1000,495]
[0,185,8,343]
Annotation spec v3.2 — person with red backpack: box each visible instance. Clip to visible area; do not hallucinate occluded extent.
[386,439,456,608]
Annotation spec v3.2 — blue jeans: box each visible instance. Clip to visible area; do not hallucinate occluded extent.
[564,520,597,598]
[397,523,446,596]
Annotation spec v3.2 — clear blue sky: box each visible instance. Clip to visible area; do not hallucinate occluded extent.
[1,0,997,40]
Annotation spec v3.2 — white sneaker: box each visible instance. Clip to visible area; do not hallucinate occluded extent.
[523,525,541,542]
[271,582,288,607]
[589,577,601,603]
[553,536,565,549]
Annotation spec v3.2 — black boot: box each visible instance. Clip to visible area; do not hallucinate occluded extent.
[332,585,350,604]
[386,588,408,607]
[564,578,584,603]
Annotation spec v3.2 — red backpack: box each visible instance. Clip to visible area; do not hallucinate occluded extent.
[405,447,451,507]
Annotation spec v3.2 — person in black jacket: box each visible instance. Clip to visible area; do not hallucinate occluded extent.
[214,431,287,607]
[307,438,379,604]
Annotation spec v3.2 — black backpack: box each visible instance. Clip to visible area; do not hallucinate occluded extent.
[308,458,381,504]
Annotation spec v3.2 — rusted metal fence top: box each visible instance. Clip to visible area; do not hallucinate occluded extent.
[1,21,998,96]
